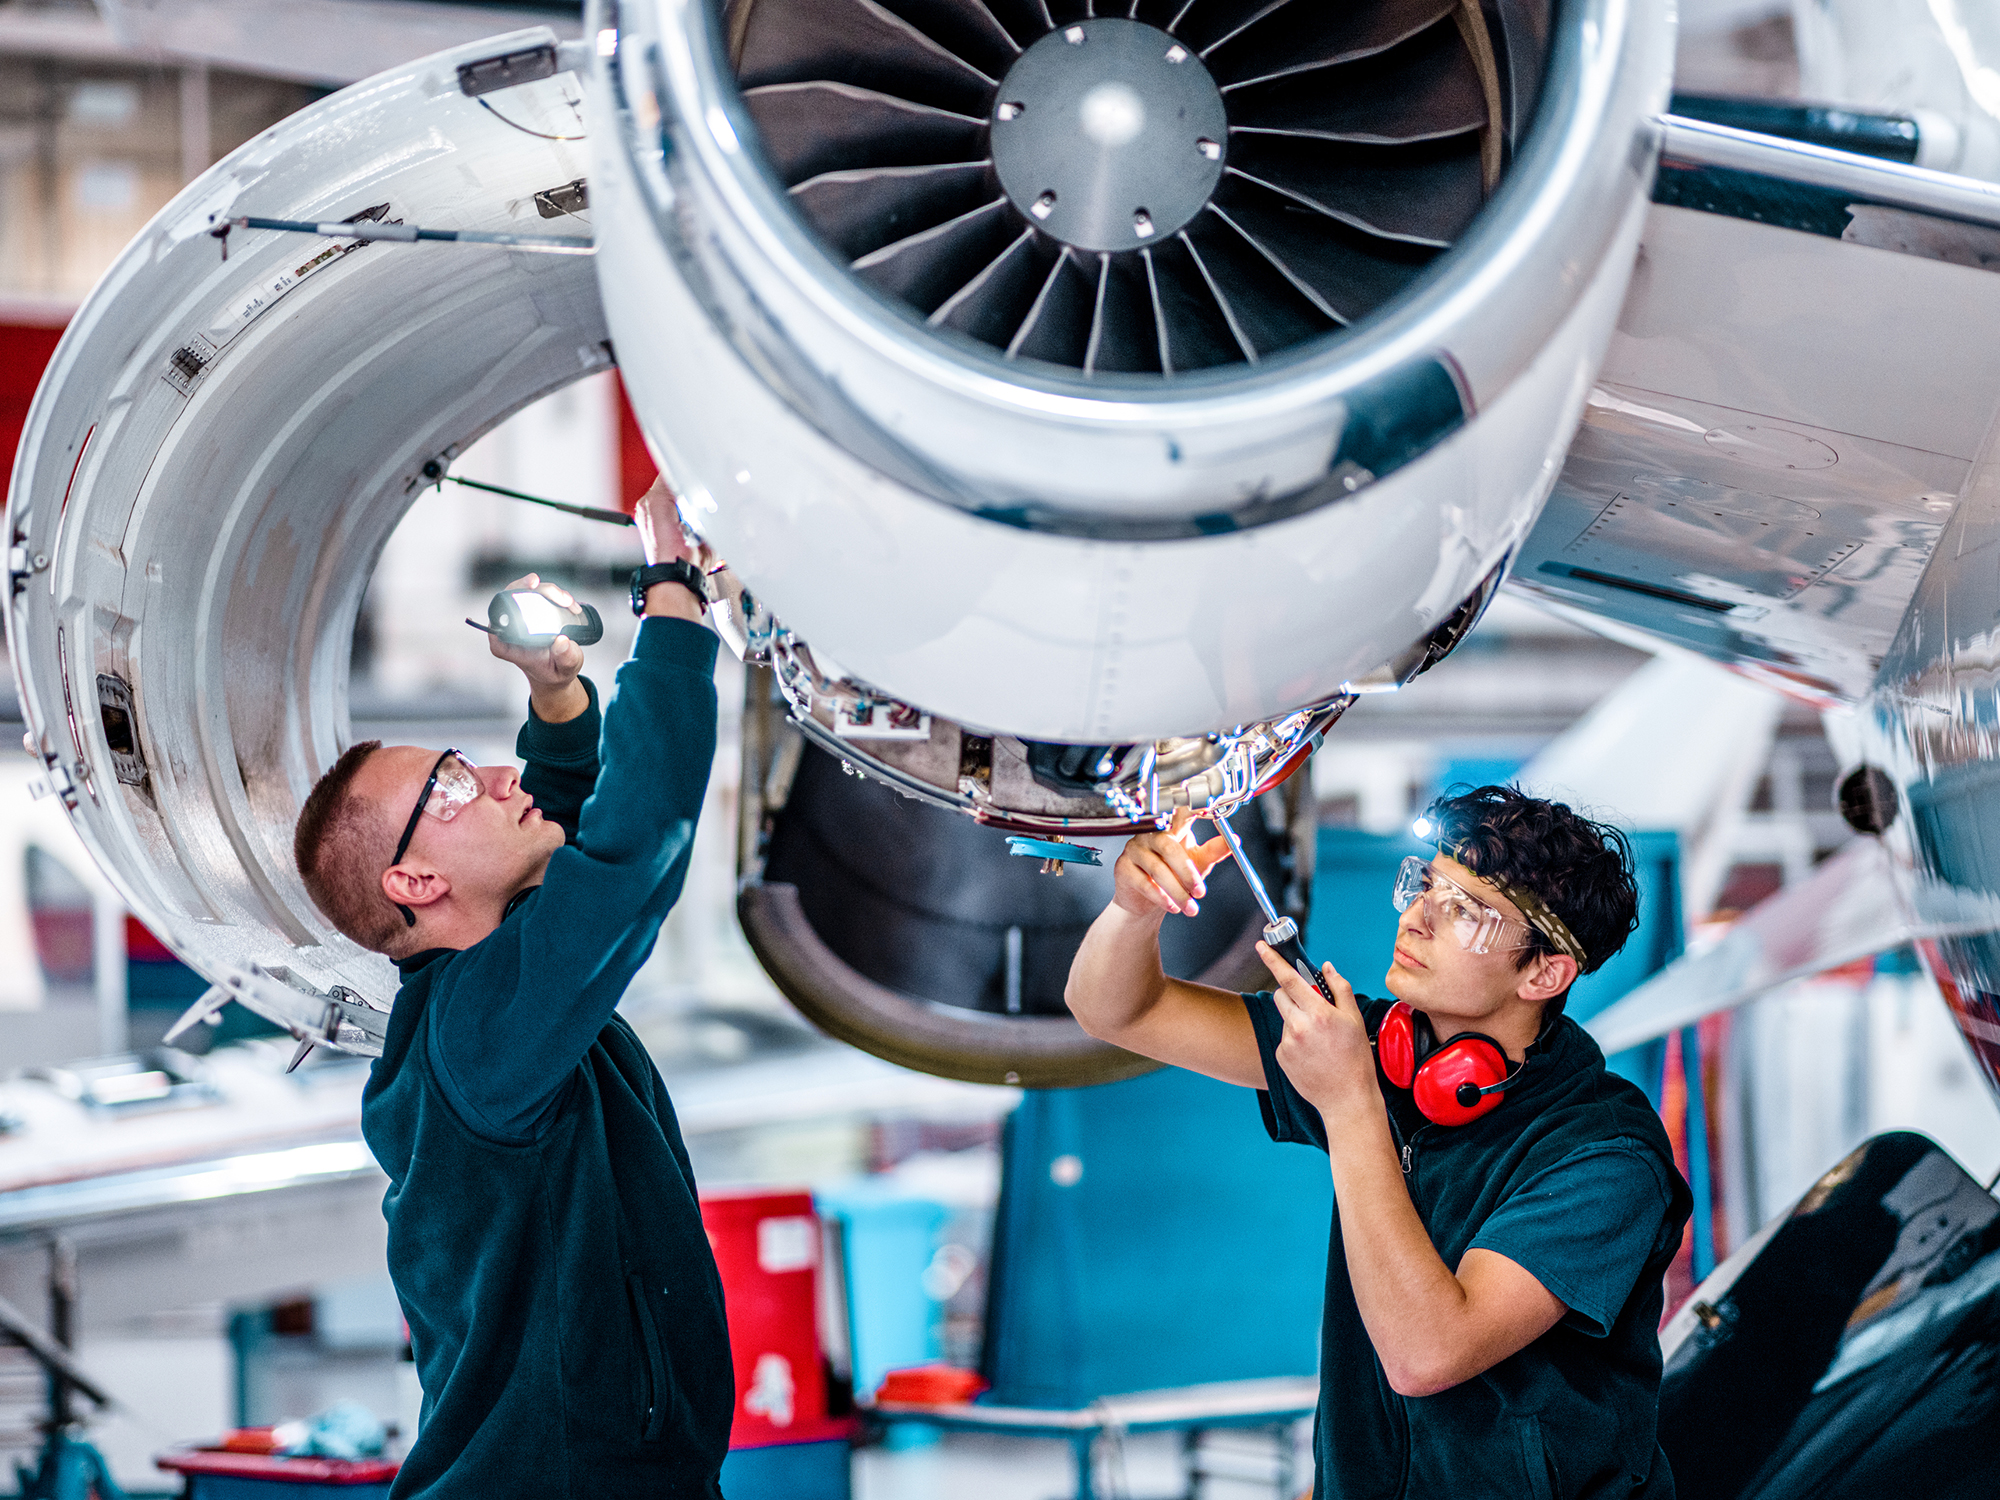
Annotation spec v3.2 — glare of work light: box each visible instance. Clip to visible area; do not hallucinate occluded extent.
[509,591,569,636]
[1411,816,1434,840]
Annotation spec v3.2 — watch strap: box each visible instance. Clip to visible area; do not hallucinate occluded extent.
[630,559,709,615]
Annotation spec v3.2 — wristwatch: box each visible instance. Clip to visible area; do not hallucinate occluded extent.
[629,560,710,616]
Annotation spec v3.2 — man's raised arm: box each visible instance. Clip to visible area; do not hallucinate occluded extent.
[422,484,718,1139]
[1065,810,1267,1089]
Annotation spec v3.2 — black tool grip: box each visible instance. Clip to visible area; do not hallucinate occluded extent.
[1269,929,1340,1006]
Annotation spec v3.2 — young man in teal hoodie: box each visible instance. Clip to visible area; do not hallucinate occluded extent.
[292,480,732,1498]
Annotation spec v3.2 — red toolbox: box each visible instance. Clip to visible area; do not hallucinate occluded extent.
[156,1448,398,1498]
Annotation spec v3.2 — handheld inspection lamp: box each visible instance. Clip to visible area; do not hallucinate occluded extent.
[466,587,604,649]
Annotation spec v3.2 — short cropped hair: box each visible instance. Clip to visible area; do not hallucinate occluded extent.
[294,740,405,955]
[1423,784,1639,1009]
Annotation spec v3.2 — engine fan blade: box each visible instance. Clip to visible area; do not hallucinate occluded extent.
[1187,205,1341,353]
[744,82,988,186]
[1175,231,1263,363]
[1204,0,1458,92]
[1128,0,1191,27]
[1128,0,1278,43]
[1225,135,1483,247]
[1212,191,1432,323]
[851,197,1020,312]
[1171,0,1305,57]
[1228,21,1486,144]
[1007,247,1096,366]
[737,0,998,115]
[1150,234,1256,370]
[1142,249,1175,373]
[874,0,1024,78]
[791,160,997,259]
[982,0,1055,47]
[1086,252,1166,375]
[930,227,1059,345]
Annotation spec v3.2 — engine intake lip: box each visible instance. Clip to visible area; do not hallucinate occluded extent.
[603,0,1668,536]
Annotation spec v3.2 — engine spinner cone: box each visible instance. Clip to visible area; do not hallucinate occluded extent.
[991,19,1228,254]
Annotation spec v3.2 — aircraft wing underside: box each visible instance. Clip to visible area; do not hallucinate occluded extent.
[1517,125,2000,707]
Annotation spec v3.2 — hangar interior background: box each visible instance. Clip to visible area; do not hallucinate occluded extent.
[3,0,2000,1497]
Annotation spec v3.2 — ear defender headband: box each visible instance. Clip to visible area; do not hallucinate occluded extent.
[1376,1001,1515,1127]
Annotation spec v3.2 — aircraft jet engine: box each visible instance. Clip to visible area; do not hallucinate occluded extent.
[598,0,1671,1079]
[5,0,1678,1083]
[595,0,1672,748]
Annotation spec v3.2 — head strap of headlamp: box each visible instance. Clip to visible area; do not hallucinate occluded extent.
[1436,840,1589,968]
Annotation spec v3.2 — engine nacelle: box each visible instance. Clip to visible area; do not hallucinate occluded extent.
[595,0,1672,744]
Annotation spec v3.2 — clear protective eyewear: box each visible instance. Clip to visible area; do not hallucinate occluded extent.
[1391,855,1532,956]
[390,749,481,926]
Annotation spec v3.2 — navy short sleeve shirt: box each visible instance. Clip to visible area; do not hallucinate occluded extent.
[1469,1142,1677,1335]
[1243,988,1676,1328]
[1240,987,1691,1499]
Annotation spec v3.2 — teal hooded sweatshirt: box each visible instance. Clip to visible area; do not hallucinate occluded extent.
[362,617,733,1498]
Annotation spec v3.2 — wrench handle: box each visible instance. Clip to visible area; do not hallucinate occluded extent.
[1267,927,1339,1006]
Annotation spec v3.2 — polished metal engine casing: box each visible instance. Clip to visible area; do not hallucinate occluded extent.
[594,0,1674,741]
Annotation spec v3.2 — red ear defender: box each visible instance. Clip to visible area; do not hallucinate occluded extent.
[1376,1002,1515,1125]
[1409,1034,1512,1127]
[1376,1001,1422,1089]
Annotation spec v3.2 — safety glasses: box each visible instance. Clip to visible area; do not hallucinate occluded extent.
[390,748,481,928]
[1391,855,1531,956]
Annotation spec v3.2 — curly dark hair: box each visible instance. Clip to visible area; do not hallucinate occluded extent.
[1422,784,1639,1001]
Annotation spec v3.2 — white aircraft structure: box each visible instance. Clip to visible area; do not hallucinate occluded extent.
[10,0,2000,1108]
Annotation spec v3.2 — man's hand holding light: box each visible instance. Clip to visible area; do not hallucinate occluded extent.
[487,573,589,724]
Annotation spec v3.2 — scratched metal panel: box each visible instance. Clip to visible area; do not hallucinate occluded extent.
[1514,202,2000,702]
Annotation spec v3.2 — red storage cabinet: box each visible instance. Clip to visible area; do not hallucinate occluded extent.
[0,319,66,481]
[699,1188,852,1451]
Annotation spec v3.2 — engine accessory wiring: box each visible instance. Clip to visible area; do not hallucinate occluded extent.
[478,96,586,142]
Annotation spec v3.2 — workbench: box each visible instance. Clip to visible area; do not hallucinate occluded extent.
[870,1375,1317,1500]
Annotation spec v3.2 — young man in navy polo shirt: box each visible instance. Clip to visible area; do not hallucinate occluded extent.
[1067,785,1691,1499]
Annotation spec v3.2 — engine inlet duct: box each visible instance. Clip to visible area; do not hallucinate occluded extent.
[734,0,1507,374]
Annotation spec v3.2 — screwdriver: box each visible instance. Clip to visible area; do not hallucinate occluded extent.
[1208,811,1339,1005]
